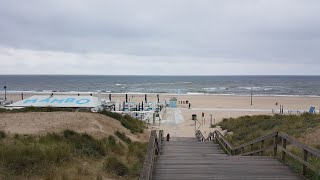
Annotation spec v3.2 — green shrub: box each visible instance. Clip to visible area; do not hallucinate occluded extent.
[115,131,132,144]
[99,111,145,134]
[103,156,129,176]
[63,131,105,157]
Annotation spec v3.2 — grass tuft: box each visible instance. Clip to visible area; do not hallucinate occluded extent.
[103,156,129,176]
[115,131,132,144]
[99,111,145,134]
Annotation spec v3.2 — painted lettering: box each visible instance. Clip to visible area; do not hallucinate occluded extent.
[24,99,37,104]
[64,98,76,103]
[76,99,90,104]
[51,99,65,103]
[39,98,50,103]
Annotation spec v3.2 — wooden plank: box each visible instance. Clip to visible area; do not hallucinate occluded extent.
[279,132,320,157]
[278,146,320,176]
[240,145,276,156]
[234,132,278,150]
[152,136,302,180]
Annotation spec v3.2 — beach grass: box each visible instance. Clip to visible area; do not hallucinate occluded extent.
[99,110,146,134]
[0,130,147,179]
[216,113,320,179]
[216,113,320,147]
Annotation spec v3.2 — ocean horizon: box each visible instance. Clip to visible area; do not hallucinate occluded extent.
[1,75,320,97]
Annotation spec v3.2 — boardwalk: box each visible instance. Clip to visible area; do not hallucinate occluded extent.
[153,137,302,180]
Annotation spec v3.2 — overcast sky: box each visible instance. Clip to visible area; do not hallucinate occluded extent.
[0,0,319,75]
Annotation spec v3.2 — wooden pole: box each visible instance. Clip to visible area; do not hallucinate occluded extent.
[4,86,7,101]
[303,149,308,176]
[251,87,253,105]
[142,101,144,111]
[281,138,287,161]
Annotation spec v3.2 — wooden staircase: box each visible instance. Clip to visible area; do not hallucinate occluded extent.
[153,137,302,180]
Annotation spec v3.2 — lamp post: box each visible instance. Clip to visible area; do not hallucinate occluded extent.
[4,86,7,101]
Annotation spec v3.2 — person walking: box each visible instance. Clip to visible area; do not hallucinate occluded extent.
[189,103,191,109]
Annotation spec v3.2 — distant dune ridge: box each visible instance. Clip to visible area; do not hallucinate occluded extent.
[0,111,149,142]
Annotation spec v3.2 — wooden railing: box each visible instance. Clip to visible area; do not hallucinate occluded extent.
[140,130,163,180]
[203,130,320,178]
[195,130,206,142]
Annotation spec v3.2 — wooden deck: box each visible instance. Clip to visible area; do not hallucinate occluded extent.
[153,137,302,180]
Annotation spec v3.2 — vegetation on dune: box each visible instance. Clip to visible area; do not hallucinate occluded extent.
[115,131,132,144]
[215,114,320,179]
[99,110,146,134]
[216,113,320,147]
[0,130,147,179]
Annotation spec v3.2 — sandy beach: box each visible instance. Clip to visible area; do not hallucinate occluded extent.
[2,92,320,137]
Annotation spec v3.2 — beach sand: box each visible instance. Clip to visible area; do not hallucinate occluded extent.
[2,92,320,137]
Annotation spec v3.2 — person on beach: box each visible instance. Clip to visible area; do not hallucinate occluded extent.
[166,134,170,141]
[189,103,191,109]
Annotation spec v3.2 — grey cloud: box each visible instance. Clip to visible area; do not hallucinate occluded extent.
[0,0,320,75]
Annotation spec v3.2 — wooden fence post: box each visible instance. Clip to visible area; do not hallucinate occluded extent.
[303,149,308,176]
[281,138,287,161]
[260,140,264,156]
[273,134,278,157]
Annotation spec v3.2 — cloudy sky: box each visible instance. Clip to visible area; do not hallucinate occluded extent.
[0,0,319,75]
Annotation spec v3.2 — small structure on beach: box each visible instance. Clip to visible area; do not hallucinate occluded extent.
[6,95,100,108]
[169,97,177,108]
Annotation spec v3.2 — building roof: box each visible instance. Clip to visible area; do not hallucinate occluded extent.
[7,95,100,108]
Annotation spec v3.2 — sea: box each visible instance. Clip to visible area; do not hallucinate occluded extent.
[1,75,320,96]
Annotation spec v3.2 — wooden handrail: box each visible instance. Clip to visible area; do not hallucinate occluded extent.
[195,130,206,141]
[204,130,320,178]
[140,130,163,180]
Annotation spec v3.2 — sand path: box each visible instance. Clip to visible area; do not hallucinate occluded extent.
[159,108,222,137]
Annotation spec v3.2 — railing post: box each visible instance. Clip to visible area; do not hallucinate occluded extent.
[273,133,278,157]
[303,149,308,176]
[281,138,287,161]
[260,140,264,156]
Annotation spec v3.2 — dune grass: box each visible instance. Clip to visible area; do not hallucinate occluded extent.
[216,113,320,147]
[215,113,320,179]
[0,130,147,179]
[99,110,146,134]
